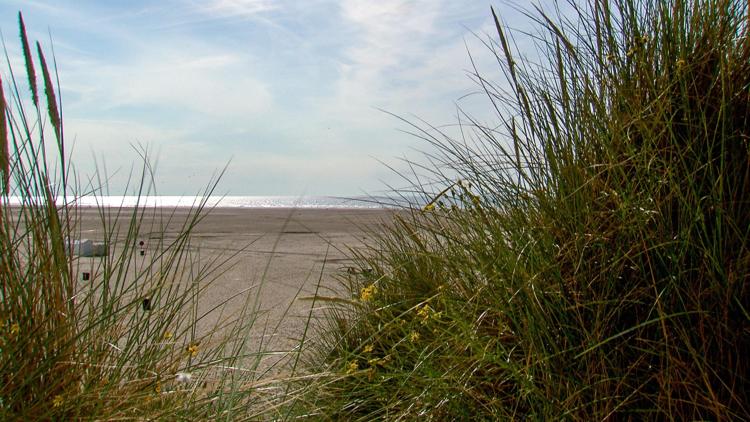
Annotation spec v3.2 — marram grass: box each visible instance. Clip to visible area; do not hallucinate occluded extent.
[0,13,298,420]
[293,0,750,420]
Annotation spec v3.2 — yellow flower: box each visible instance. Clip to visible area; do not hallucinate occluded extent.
[409,331,420,343]
[362,344,374,354]
[52,395,63,408]
[422,203,435,212]
[163,331,173,340]
[359,284,377,302]
[417,304,432,323]
[346,361,358,374]
[186,344,199,357]
[369,355,391,367]
[9,322,19,336]
[154,381,162,394]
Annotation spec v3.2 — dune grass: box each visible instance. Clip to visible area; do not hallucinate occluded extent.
[293,0,750,419]
[4,1,749,419]
[0,13,299,420]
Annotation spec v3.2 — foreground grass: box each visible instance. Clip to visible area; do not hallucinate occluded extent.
[294,0,750,419]
[0,14,295,420]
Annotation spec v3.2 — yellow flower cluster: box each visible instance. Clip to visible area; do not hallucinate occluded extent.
[346,361,358,374]
[367,354,391,367]
[417,304,431,320]
[186,344,199,357]
[416,303,442,325]
[360,284,377,302]
[409,331,420,343]
[362,344,374,354]
[52,395,63,408]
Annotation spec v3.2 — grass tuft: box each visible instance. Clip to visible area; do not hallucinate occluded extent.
[0,13,293,420]
[293,0,750,419]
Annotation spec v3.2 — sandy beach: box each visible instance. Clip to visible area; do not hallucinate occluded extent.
[70,206,398,374]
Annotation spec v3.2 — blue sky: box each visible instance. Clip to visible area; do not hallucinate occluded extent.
[0,1,531,196]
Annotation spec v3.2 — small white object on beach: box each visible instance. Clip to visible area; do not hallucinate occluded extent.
[175,372,192,383]
[68,239,108,257]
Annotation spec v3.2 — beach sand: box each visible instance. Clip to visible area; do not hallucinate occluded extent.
[71,207,397,375]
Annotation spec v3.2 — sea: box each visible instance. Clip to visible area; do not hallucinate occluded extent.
[5,195,412,209]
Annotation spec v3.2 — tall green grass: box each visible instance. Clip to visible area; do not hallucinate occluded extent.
[295,0,750,419]
[0,13,288,420]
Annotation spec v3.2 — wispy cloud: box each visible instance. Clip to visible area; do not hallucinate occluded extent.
[200,0,277,17]
[0,0,499,195]
[67,51,272,118]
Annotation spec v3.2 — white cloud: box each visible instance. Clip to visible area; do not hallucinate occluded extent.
[201,0,277,17]
[1,0,500,195]
[62,49,272,120]
[304,0,493,149]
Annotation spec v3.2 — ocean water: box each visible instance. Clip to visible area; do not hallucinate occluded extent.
[5,195,406,209]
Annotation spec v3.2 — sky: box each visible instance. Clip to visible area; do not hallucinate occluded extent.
[0,0,534,196]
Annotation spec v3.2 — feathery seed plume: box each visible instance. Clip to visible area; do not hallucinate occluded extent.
[36,42,61,143]
[18,12,38,107]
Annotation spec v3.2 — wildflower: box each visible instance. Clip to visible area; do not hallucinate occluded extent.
[346,361,358,374]
[409,331,420,343]
[154,381,161,394]
[163,331,173,340]
[9,322,19,336]
[175,372,192,383]
[186,344,199,357]
[360,284,377,302]
[52,395,63,408]
[422,203,435,212]
[417,304,433,324]
[369,355,391,367]
[362,344,374,354]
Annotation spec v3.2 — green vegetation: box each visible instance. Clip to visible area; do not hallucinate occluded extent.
[0,13,287,420]
[296,0,750,419]
[4,0,750,419]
